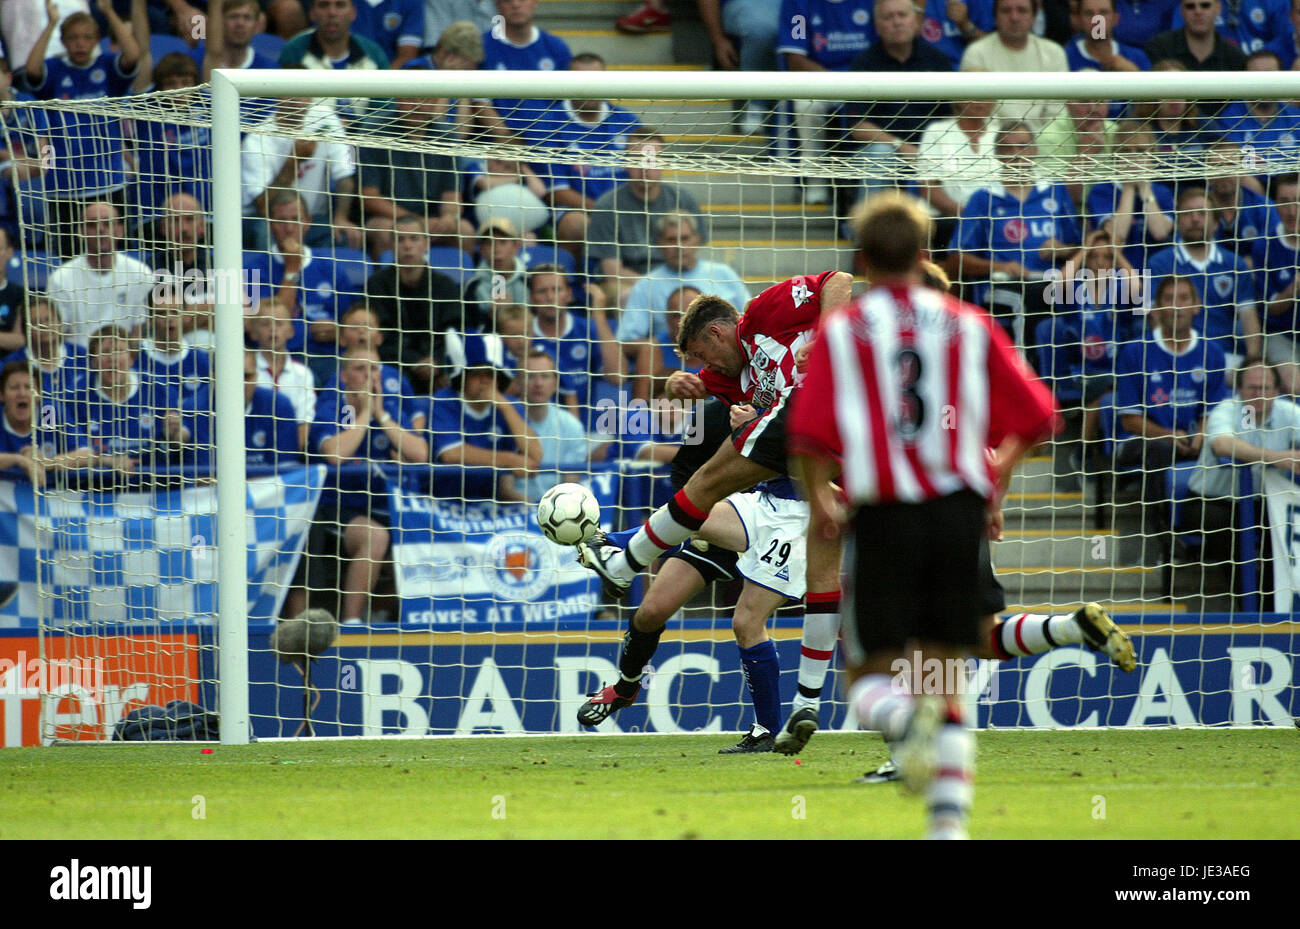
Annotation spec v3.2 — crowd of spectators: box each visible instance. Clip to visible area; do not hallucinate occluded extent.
[1,0,1299,614]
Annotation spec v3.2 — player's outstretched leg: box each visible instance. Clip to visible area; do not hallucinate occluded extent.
[577,558,706,727]
[578,442,778,599]
[986,603,1136,672]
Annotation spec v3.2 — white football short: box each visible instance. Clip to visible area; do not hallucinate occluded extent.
[727,490,809,601]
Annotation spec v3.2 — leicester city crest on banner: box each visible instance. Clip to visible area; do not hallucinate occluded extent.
[484,533,554,602]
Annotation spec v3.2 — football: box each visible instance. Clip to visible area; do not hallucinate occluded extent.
[537,482,601,546]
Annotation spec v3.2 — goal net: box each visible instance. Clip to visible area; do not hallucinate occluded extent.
[1,68,1297,745]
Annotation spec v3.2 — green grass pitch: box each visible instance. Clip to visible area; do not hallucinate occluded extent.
[2,730,1296,839]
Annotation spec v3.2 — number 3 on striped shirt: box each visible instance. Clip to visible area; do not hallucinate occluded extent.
[895,348,925,441]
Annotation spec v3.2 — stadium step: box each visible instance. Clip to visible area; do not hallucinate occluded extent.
[548,27,674,65]
[992,529,1118,570]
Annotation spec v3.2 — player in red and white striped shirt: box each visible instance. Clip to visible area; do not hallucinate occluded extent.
[574,271,853,729]
[789,193,1056,839]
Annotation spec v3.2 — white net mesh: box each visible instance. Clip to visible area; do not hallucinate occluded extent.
[2,74,1298,743]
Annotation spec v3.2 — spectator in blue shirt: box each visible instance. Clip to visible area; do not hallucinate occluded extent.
[1144,185,1261,363]
[428,330,541,502]
[946,121,1081,341]
[1209,52,1300,170]
[0,228,24,356]
[133,52,213,224]
[244,190,357,382]
[1067,0,1153,70]
[1111,0,1181,47]
[310,346,429,624]
[348,0,424,68]
[777,0,878,204]
[519,348,589,502]
[1266,0,1300,67]
[65,324,177,473]
[1086,121,1176,270]
[20,0,153,259]
[165,348,301,472]
[198,0,279,82]
[0,360,92,484]
[916,0,996,67]
[1,296,90,411]
[528,263,621,429]
[1251,173,1300,393]
[481,0,573,135]
[136,292,212,413]
[1113,273,1229,559]
[526,53,643,256]
[1169,0,1291,53]
[1204,139,1279,258]
[279,0,391,125]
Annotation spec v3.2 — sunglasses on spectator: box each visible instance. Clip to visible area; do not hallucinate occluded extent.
[1182,1,1212,7]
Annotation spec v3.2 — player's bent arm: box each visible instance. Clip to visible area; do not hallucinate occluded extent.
[819,270,854,316]
[664,370,706,401]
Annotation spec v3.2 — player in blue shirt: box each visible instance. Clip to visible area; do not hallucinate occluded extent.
[20,1,152,258]
[947,124,1082,334]
[428,331,542,502]
[1144,186,1261,364]
[527,265,622,431]
[1170,0,1291,53]
[481,0,574,135]
[1205,148,1281,259]
[168,349,301,472]
[0,360,92,484]
[349,0,425,67]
